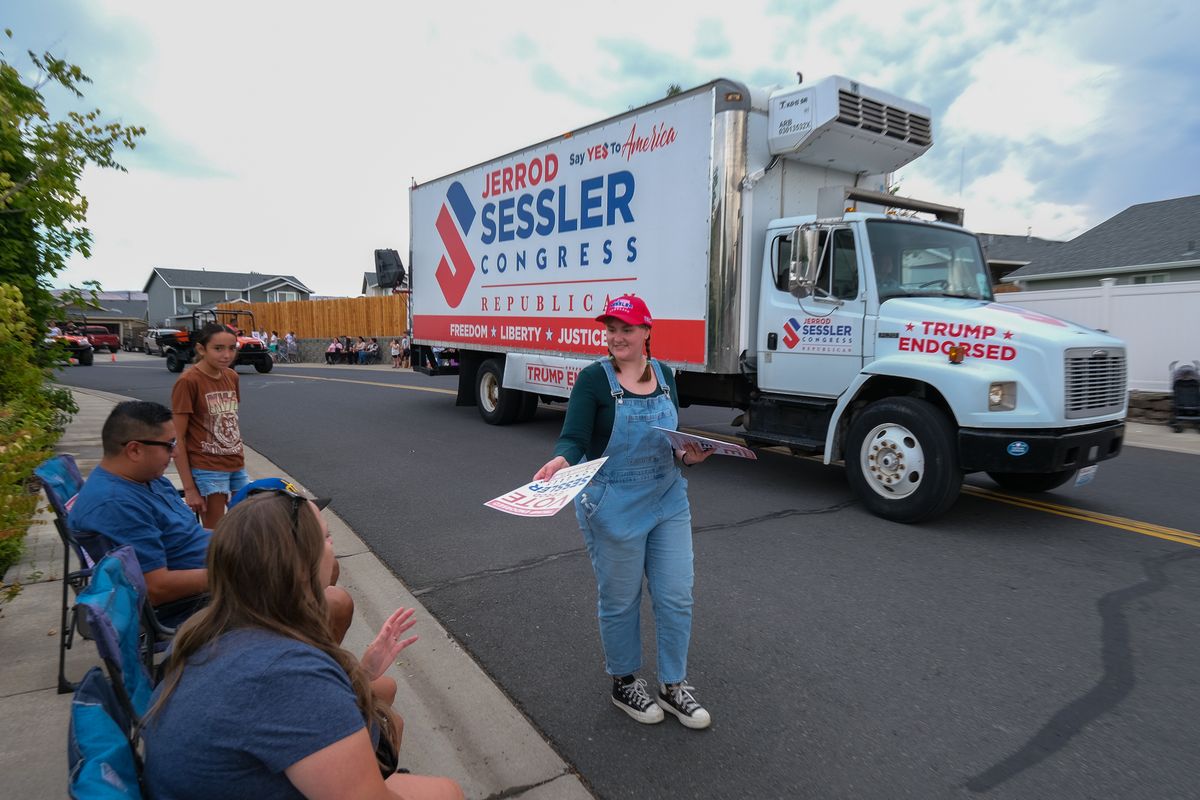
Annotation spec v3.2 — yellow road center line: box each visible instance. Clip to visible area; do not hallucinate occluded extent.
[962,485,1200,546]
[682,424,1200,548]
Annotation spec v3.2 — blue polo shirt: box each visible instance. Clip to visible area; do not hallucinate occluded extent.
[68,465,210,573]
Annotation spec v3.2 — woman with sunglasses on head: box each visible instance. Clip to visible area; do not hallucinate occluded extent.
[533,294,715,730]
[143,488,463,800]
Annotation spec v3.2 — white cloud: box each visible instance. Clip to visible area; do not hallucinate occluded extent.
[944,37,1114,146]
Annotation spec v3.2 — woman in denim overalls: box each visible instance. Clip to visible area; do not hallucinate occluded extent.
[534,295,713,729]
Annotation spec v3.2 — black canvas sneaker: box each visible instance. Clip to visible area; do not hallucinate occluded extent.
[611,676,665,724]
[657,682,712,729]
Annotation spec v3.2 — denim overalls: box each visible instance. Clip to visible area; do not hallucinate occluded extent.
[575,359,694,685]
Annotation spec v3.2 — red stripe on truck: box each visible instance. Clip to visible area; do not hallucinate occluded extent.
[413,315,706,364]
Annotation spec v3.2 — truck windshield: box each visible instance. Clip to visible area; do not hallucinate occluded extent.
[867,220,993,302]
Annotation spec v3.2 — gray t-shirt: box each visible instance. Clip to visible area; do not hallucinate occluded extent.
[144,628,369,799]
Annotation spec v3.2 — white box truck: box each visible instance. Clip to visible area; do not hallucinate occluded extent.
[409,75,1127,522]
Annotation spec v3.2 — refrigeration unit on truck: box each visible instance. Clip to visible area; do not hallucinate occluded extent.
[408,75,1127,523]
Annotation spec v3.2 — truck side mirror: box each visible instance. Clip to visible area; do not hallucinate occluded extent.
[788,227,822,298]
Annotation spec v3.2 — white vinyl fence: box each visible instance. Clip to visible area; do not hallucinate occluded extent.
[996,279,1200,391]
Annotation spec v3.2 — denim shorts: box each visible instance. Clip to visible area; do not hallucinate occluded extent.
[191,468,250,498]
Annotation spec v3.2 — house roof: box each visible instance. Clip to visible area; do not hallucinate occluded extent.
[51,290,148,321]
[1005,194,1200,281]
[977,233,1065,265]
[95,298,149,319]
[363,272,379,293]
[143,268,313,294]
[60,299,148,320]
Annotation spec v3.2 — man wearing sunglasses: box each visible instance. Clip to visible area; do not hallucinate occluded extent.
[69,401,353,636]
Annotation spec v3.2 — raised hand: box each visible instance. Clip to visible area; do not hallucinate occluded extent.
[361,607,419,680]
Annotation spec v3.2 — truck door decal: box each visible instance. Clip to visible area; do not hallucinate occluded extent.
[781,316,855,353]
[435,181,477,308]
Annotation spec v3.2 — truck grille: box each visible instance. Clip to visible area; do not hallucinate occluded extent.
[1064,348,1126,419]
[837,90,932,146]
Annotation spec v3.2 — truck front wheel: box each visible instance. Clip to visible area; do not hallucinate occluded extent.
[845,398,962,523]
[254,358,273,373]
[986,470,1076,493]
[477,359,520,425]
[166,350,186,373]
[77,349,94,366]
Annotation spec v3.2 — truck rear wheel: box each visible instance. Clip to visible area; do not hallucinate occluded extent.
[845,397,962,523]
[77,349,94,366]
[517,391,539,422]
[166,350,186,373]
[986,470,1076,493]
[477,359,520,425]
[254,358,274,373]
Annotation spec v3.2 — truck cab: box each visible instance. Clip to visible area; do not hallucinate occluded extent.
[749,195,1126,521]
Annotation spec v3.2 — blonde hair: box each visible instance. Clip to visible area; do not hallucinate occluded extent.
[146,493,396,750]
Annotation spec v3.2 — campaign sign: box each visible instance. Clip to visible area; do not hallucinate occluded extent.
[652,427,758,460]
[485,457,609,518]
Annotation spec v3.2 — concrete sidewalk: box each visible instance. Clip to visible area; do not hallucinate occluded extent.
[0,387,592,799]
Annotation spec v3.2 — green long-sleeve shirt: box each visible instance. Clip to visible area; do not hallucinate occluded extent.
[552,360,679,464]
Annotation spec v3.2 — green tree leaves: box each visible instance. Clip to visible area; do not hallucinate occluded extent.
[0,28,145,331]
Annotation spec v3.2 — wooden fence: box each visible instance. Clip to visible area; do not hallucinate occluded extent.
[217,294,409,339]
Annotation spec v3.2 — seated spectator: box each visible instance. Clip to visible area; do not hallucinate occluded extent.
[143,490,463,800]
[68,401,353,635]
[325,337,343,365]
[360,338,379,364]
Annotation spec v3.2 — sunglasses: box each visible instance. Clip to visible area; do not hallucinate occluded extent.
[127,438,178,451]
[245,485,309,537]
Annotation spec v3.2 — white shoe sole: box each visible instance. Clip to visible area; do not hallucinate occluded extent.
[611,695,665,724]
[656,697,712,729]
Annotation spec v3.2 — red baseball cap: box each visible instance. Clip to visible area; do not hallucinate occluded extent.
[595,294,653,327]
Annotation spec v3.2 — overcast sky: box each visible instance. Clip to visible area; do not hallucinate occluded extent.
[7,0,1198,297]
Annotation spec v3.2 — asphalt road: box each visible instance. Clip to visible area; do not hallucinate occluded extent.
[56,355,1200,799]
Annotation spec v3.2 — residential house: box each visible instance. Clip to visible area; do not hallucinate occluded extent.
[976,233,1065,291]
[143,268,314,327]
[361,272,387,297]
[1003,194,1200,290]
[54,290,149,347]
[362,269,407,297]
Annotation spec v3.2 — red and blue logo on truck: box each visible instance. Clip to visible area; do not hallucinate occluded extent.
[435,181,476,308]
[782,317,802,349]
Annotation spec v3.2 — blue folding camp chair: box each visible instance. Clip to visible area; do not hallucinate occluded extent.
[74,546,156,720]
[68,666,144,799]
[34,454,113,693]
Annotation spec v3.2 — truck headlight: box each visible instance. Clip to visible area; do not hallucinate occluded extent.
[988,381,1017,411]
